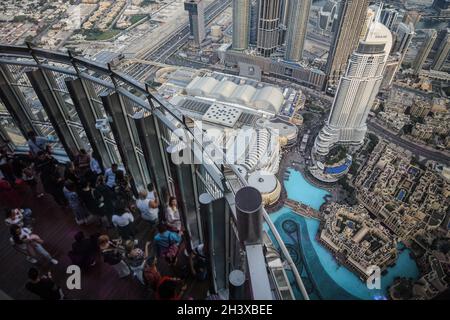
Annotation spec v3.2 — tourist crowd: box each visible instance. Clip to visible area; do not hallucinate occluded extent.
[0,132,208,300]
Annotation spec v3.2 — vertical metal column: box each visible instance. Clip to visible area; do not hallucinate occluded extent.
[198,190,229,294]
[0,125,13,151]
[167,145,201,249]
[0,65,36,137]
[235,186,273,300]
[65,78,113,169]
[133,111,171,198]
[100,92,146,188]
[26,69,81,159]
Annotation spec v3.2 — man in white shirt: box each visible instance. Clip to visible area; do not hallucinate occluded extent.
[112,210,135,240]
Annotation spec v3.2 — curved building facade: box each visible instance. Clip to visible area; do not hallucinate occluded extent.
[256,0,282,57]
[315,22,393,156]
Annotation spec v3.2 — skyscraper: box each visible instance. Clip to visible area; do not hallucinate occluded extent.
[392,22,414,57]
[249,0,259,46]
[184,0,206,46]
[402,11,421,28]
[325,0,370,88]
[432,29,450,71]
[232,0,251,50]
[318,0,338,33]
[413,29,437,74]
[284,0,311,62]
[315,21,393,156]
[380,7,398,31]
[392,22,415,67]
[278,0,290,47]
[256,0,282,57]
[360,6,376,40]
[432,0,450,16]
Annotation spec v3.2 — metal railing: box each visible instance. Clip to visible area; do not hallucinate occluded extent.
[0,44,309,300]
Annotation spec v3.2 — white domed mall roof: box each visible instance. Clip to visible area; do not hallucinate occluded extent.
[211,80,237,100]
[252,86,284,113]
[230,84,257,105]
[248,171,278,194]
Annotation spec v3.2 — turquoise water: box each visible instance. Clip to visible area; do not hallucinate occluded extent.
[268,169,420,300]
[284,169,330,210]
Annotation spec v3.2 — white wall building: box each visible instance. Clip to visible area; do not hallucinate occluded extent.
[314,21,393,156]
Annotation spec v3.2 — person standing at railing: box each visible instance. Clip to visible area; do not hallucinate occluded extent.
[165,196,182,233]
[27,131,52,159]
[34,151,63,204]
[63,180,89,225]
[105,163,121,189]
[94,175,116,228]
[136,189,159,226]
[74,149,91,177]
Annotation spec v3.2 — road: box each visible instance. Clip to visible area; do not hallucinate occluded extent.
[125,0,231,80]
[367,120,450,166]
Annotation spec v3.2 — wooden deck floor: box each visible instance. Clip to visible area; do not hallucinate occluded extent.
[0,184,208,300]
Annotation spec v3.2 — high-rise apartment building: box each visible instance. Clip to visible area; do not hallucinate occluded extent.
[432,29,450,71]
[318,0,338,33]
[392,21,414,68]
[232,0,251,50]
[432,0,450,17]
[315,21,393,155]
[184,0,206,46]
[249,0,259,46]
[325,0,370,88]
[402,11,421,27]
[284,0,311,62]
[380,7,398,31]
[256,0,282,57]
[413,29,437,74]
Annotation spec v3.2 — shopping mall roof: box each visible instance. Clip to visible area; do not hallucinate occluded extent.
[185,76,284,114]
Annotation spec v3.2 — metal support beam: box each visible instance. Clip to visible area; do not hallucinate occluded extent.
[100,92,146,188]
[26,69,81,159]
[0,125,13,151]
[167,145,201,250]
[0,65,36,137]
[198,191,229,294]
[65,78,113,169]
[133,111,171,199]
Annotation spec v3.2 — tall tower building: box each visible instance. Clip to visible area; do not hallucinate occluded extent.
[256,0,282,57]
[184,0,206,46]
[402,11,421,28]
[318,0,338,33]
[278,0,290,47]
[380,7,398,31]
[315,21,393,156]
[432,29,450,71]
[392,22,414,56]
[232,0,251,50]
[413,29,437,74]
[249,0,259,46]
[325,0,370,88]
[432,0,450,16]
[284,0,311,62]
[360,6,376,40]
